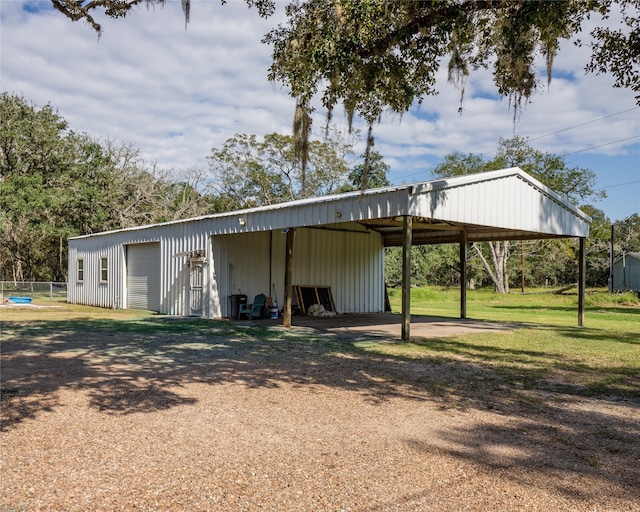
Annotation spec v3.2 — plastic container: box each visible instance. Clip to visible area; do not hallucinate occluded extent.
[9,297,32,304]
[229,294,247,319]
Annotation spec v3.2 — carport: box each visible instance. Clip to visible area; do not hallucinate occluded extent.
[68,167,590,333]
[280,168,591,340]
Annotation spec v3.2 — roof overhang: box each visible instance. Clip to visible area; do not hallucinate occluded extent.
[361,168,591,246]
[70,167,591,243]
[360,217,577,247]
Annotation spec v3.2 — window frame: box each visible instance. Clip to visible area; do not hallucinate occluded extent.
[77,258,84,283]
[100,256,108,284]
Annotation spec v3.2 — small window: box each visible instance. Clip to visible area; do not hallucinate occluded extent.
[77,259,84,283]
[100,257,108,283]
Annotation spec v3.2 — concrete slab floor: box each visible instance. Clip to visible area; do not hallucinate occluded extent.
[262,313,518,341]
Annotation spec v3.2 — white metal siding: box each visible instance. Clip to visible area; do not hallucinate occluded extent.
[68,169,589,245]
[67,239,125,309]
[160,224,211,316]
[613,255,640,291]
[410,173,590,237]
[289,224,384,314]
[127,243,161,311]
[210,225,384,317]
[212,231,272,318]
[68,225,212,315]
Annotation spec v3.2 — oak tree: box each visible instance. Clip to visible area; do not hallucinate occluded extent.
[207,130,353,210]
[51,1,640,182]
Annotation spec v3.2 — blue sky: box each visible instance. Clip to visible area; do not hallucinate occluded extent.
[1,0,638,222]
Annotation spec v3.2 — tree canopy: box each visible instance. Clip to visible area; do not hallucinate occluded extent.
[51,0,640,171]
[207,130,354,210]
[434,136,606,205]
[0,94,215,281]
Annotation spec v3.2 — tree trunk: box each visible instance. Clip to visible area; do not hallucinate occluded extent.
[473,241,510,293]
[503,241,510,293]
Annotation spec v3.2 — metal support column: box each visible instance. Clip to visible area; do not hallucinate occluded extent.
[283,228,295,328]
[609,225,614,292]
[401,216,412,341]
[578,237,586,327]
[460,231,467,319]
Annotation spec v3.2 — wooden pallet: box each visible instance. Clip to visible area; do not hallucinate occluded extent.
[293,285,337,314]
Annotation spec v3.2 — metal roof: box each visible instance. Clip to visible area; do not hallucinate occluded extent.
[70,167,591,244]
[614,252,640,264]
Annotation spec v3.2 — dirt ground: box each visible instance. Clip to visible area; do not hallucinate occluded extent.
[1,313,639,511]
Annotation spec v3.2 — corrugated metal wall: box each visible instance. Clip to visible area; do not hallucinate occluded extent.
[211,223,384,317]
[613,255,640,292]
[68,235,106,309]
[69,221,384,317]
[291,225,384,314]
[68,235,128,309]
[411,174,590,237]
[212,231,272,318]
[68,224,211,315]
[160,223,211,316]
[211,188,409,236]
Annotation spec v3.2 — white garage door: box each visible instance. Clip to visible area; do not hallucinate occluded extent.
[127,243,161,311]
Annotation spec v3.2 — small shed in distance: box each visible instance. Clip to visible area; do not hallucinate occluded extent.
[612,252,640,292]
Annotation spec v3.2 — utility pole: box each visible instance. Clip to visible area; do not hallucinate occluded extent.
[609,224,614,292]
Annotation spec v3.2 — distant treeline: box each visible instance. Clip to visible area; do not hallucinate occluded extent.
[1,93,637,288]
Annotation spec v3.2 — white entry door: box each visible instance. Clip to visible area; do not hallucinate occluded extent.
[189,261,203,315]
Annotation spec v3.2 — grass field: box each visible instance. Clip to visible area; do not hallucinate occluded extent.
[0,283,67,303]
[382,287,640,400]
[3,286,639,402]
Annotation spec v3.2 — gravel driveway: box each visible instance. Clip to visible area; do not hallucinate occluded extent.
[1,317,638,511]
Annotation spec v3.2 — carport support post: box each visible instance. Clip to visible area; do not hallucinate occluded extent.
[401,215,412,341]
[460,230,467,319]
[578,236,586,327]
[283,228,295,328]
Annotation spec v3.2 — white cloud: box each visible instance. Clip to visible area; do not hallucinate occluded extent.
[1,1,293,170]
[1,0,638,220]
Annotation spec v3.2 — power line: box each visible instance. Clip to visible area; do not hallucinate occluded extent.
[390,108,640,183]
[527,106,640,143]
[480,106,639,156]
[394,134,640,183]
[564,135,640,155]
[597,180,640,191]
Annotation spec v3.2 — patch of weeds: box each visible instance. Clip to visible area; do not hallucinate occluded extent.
[580,453,601,468]
[0,384,21,395]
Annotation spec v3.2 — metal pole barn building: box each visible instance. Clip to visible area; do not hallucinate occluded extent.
[68,168,591,340]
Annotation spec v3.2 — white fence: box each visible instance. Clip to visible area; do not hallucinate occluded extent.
[1,281,67,302]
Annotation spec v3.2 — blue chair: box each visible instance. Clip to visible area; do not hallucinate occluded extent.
[238,293,266,320]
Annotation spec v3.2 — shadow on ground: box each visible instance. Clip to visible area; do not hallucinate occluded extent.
[1,315,639,503]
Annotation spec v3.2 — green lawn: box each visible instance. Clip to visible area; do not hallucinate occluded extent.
[388,285,639,331]
[376,286,640,399]
[3,287,639,403]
